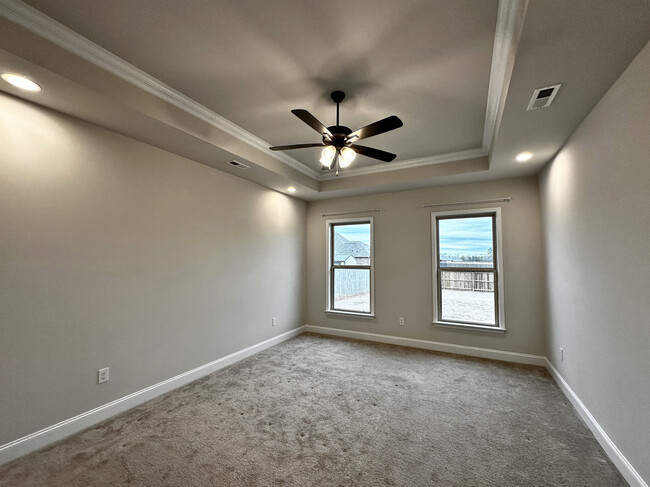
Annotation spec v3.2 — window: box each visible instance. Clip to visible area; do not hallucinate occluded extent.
[432,208,505,331]
[326,218,374,317]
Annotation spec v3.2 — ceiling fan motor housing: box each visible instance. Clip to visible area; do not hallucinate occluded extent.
[324,125,352,148]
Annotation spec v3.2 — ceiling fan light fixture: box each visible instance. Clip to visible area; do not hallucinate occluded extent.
[339,147,356,168]
[270,91,402,174]
[320,145,336,168]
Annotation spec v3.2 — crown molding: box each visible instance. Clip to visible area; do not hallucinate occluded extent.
[318,148,487,180]
[482,0,528,154]
[0,0,321,180]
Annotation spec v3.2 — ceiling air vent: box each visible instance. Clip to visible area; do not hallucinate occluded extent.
[226,160,251,170]
[527,83,562,110]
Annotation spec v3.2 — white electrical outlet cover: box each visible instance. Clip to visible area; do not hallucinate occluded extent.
[98,367,110,384]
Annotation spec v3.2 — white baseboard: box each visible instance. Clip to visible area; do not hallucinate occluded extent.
[545,359,647,487]
[303,325,546,366]
[0,326,305,466]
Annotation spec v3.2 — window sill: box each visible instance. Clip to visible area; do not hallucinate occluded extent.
[433,321,506,333]
[325,309,375,319]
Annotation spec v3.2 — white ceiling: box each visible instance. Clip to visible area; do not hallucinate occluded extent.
[0,0,649,199]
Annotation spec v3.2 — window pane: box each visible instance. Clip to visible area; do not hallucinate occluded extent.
[438,216,493,268]
[333,268,370,313]
[333,223,371,266]
[440,270,495,325]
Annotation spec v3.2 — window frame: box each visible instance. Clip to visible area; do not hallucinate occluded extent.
[325,217,375,318]
[431,208,506,332]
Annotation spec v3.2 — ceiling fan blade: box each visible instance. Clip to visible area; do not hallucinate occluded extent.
[347,115,403,142]
[350,144,397,162]
[291,109,333,136]
[269,143,325,151]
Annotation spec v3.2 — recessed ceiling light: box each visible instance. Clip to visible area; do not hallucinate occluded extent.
[1,73,41,92]
[287,187,297,193]
[515,152,533,162]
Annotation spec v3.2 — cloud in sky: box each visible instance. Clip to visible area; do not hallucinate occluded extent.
[333,218,492,254]
[439,217,493,255]
[335,224,371,246]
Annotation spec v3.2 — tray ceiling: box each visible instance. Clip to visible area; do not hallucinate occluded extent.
[21,0,498,172]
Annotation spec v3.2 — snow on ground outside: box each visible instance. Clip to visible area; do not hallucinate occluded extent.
[334,293,370,313]
[335,289,494,324]
[440,289,494,324]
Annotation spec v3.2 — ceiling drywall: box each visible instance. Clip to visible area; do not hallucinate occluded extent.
[0,0,648,200]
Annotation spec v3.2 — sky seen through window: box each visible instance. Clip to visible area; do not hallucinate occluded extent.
[335,224,370,246]
[439,217,493,256]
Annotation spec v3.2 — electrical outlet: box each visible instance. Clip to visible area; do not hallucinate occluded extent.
[98,367,109,384]
[560,348,564,362]
[272,317,277,326]
[399,317,405,326]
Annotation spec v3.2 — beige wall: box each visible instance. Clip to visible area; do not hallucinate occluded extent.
[0,93,307,445]
[539,43,650,480]
[306,177,546,356]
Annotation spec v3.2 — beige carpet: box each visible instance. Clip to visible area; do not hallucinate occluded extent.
[0,333,627,486]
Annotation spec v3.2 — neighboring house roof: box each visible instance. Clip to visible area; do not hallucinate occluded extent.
[334,254,353,262]
[334,233,370,258]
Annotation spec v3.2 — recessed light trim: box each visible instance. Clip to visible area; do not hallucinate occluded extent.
[515,152,533,163]
[287,187,297,193]
[1,73,41,92]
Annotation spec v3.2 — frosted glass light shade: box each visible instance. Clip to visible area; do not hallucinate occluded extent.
[339,147,356,168]
[320,145,336,167]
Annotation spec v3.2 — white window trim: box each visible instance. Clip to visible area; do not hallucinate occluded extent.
[325,217,375,318]
[431,207,506,332]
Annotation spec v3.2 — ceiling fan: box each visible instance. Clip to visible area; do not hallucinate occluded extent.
[270,91,403,175]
